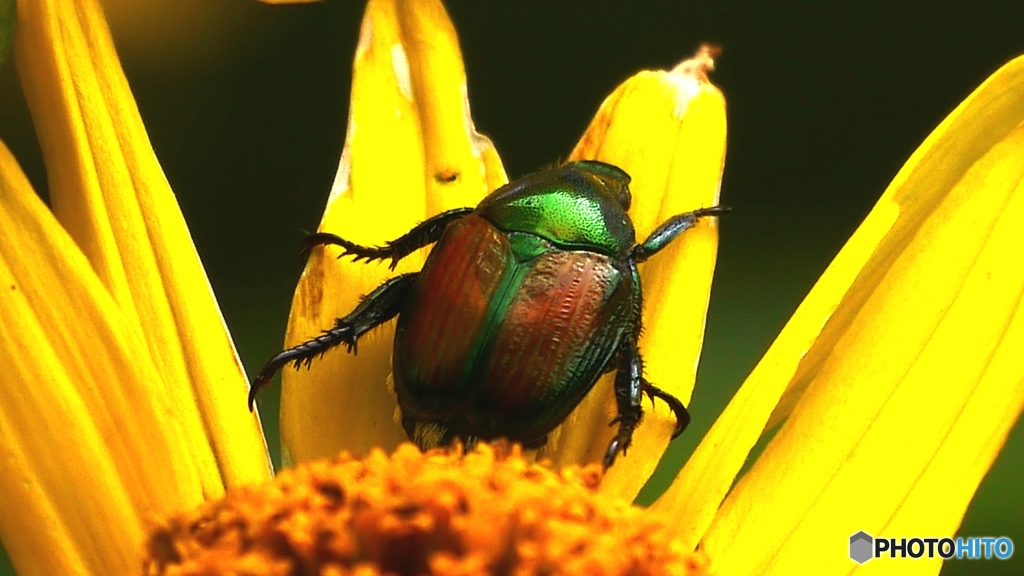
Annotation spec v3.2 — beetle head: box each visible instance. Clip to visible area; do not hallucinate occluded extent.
[571,160,633,211]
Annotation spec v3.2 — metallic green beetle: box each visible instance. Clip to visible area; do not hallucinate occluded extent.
[249,160,727,467]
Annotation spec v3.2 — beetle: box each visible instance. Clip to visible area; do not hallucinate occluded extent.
[248,160,727,467]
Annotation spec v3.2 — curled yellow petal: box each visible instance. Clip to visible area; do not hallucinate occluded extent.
[15,0,270,489]
[0,141,207,576]
[671,55,1024,575]
[536,47,726,498]
[280,0,506,465]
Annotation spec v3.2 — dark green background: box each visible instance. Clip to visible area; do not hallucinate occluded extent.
[0,1,1020,573]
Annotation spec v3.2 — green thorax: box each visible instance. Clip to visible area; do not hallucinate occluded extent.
[476,161,636,257]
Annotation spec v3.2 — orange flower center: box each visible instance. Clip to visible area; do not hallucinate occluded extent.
[144,443,708,575]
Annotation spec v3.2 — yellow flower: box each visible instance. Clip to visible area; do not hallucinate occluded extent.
[0,0,1020,574]
[264,1,1023,574]
[0,0,271,574]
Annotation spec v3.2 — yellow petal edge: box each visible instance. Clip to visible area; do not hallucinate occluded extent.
[659,54,1024,576]
[280,0,506,465]
[15,0,270,492]
[0,141,209,576]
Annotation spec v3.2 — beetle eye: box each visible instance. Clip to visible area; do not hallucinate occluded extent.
[618,185,632,210]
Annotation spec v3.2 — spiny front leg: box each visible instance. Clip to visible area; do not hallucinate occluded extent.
[631,205,730,263]
[303,207,473,269]
[247,273,417,410]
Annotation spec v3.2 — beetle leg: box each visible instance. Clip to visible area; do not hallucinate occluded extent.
[247,273,417,410]
[641,381,690,438]
[631,205,730,263]
[303,207,474,270]
[604,344,645,468]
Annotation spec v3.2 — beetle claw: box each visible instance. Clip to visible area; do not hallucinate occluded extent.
[605,409,640,468]
[644,389,658,410]
[603,438,621,468]
[640,382,690,438]
[603,433,634,468]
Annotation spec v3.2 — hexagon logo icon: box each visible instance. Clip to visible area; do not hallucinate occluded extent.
[850,531,874,564]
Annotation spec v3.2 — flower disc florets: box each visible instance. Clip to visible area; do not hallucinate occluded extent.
[144,443,707,576]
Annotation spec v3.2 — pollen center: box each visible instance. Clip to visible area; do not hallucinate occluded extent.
[143,443,708,576]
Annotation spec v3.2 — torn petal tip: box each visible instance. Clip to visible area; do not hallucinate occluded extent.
[671,44,722,82]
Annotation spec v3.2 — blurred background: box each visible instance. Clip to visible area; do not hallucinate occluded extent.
[1,0,1021,574]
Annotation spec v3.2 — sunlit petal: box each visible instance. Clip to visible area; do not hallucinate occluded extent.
[0,141,207,576]
[15,0,270,489]
[536,49,726,498]
[280,0,506,465]
[658,55,1024,574]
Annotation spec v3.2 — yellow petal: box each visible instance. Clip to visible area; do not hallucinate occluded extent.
[280,0,506,465]
[15,0,270,488]
[536,48,726,499]
[0,141,207,576]
[676,55,1024,575]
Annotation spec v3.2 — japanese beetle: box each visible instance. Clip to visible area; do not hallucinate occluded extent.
[249,160,727,467]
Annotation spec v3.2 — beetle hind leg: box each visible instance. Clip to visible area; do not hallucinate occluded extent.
[247,273,417,410]
[604,343,646,468]
[303,207,473,270]
[603,339,692,467]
